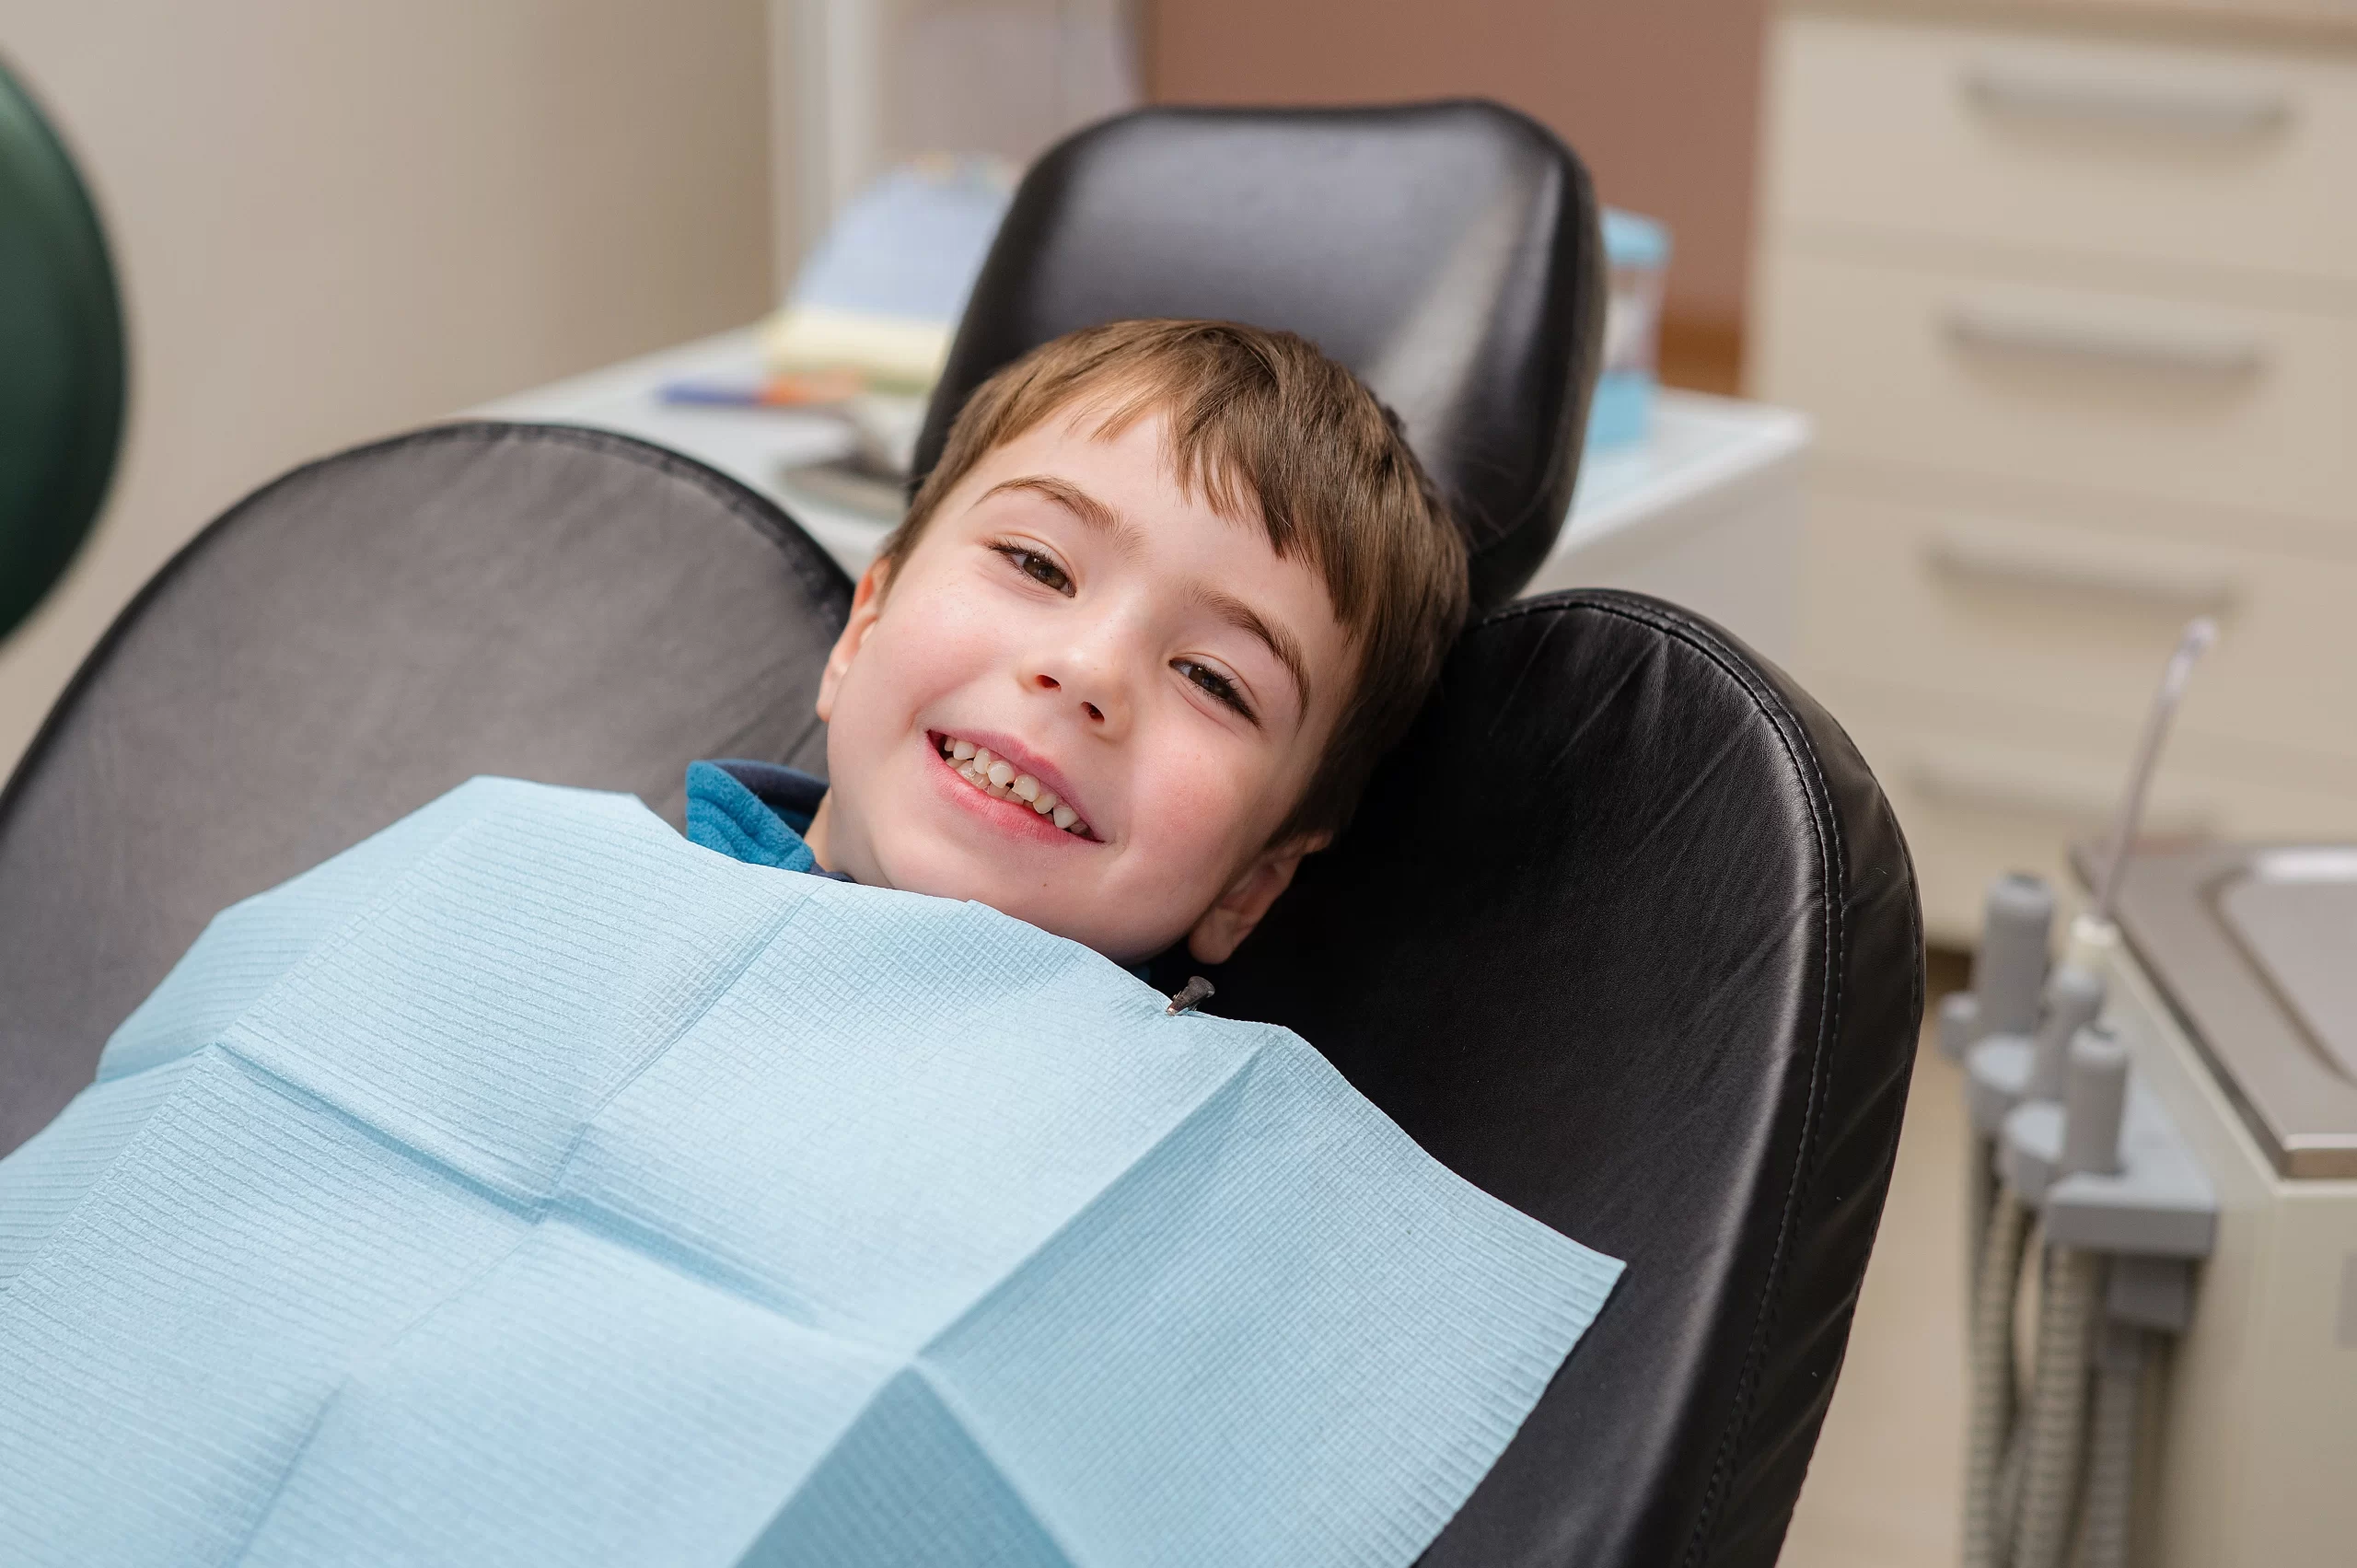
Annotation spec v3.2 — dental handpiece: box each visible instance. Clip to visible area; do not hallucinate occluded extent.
[2092,615,2219,929]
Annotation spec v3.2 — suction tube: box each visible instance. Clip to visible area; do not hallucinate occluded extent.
[2011,1247,2100,1568]
[1961,1191,2030,1568]
[2077,1324,2148,1568]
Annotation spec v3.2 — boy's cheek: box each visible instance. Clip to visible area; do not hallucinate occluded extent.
[862,603,1004,708]
[1128,761,1275,891]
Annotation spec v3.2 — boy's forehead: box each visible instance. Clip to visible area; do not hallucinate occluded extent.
[961,407,1271,550]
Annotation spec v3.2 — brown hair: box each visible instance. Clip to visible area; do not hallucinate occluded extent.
[877,318,1468,845]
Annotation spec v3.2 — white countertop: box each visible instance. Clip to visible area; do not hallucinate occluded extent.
[472,326,1810,587]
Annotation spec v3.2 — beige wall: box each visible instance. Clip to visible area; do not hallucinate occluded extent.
[1147,0,1767,328]
[0,0,775,774]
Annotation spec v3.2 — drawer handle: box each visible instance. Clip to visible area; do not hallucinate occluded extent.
[1911,753,2214,831]
[1944,303,2264,377]
[1925,533,2241,614]
[1963,64,2291,140]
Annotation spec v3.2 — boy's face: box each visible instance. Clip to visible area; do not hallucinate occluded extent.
[804,409,1352,966]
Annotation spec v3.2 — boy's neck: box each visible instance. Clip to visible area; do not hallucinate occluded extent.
[801,794,836,875]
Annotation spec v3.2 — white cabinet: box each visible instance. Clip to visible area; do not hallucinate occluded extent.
[1763,13,2357,288]
[1752,5,2357,943]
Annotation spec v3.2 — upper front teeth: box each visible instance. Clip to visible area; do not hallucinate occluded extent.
[937,737,1090,836]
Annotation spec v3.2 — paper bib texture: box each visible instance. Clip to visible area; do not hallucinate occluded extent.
[0,779,1621,1567]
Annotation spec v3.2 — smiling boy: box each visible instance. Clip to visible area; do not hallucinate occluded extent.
[695,319,1468,969]
[0,320,1620,1564]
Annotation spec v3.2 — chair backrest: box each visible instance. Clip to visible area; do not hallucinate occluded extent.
[0,424,848,1156]
[1146,589,1921,1567]
[916,102,1604,611]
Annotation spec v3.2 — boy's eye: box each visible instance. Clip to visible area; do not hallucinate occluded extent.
[991,542,1073,596]
[1176,659,1257,725]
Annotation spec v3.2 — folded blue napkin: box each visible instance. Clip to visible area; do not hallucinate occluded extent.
[0,778,1621,1567]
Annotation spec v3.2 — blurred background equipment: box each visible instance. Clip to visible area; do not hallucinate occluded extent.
[780,0,1140,273]
[1945,822,2357,1568]
[1752,3,2357,943]
[1586,207,1672,448]
[2084,836,2357,1567]
[1945,621,2223,1568]
[754,154,1016,515]
[759,154,1016,395]
[0,57,123,644]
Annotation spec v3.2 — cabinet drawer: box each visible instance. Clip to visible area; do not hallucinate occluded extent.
[1814,678,2357,945]
[1753,250,2357,528]
[1763,12,2357,286]
[1800,483,2357,763]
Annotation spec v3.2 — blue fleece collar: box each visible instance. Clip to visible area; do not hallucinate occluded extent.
[684,760,836,877]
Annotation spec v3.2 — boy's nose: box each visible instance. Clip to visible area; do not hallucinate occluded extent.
[1024,645,1129,735]
[1030,674,1101,722]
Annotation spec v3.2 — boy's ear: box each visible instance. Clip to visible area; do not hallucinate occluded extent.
[815,558,892,724]
[1185,830,1332,966]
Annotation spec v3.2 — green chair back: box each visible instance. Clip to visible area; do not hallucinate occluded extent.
[0,59,125,643]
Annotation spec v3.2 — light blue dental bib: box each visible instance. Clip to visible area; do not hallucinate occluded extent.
[0,778,1620,1567]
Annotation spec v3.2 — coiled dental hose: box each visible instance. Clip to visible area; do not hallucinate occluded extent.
[1962,1157,2113,1567]
[1962,1191,2031,1568]
[2012,1246,2099,1568]
[1993,1422,2028,1563]
[2076,1325,2147,1568]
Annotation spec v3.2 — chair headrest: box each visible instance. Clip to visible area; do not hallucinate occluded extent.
[913,101,1605,612]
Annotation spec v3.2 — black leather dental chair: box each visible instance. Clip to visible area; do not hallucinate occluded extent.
[0,103,1922,1568]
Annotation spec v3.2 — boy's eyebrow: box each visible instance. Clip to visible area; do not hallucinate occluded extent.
[978,475,1143,553]
[982,473,1312,713]
[1190,586,1313,714]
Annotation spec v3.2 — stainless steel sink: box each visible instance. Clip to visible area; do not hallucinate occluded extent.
[2084,842,2357,1178]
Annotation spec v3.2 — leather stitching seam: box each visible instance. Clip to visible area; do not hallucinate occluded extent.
[1471,591,1850,1568]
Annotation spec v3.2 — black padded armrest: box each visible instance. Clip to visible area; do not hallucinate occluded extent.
[0,424,850,1156]
[1154,590,1924,1567]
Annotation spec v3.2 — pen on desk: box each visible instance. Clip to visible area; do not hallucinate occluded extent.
[658,369,863,409]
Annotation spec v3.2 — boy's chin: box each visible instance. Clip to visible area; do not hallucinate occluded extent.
[891,854,1171,964]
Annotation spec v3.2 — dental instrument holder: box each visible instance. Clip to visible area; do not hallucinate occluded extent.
[1998,1023,2215,1319]
[1965,614,2224,1288]
[1967,956,2217,1310]
[1957,918,2218,1568]
[1939,873,2054,1063]
[1954,619,2223,1567]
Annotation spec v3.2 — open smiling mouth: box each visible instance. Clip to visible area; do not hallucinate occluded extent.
[933,734,1097,839]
